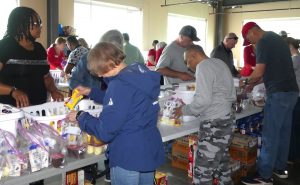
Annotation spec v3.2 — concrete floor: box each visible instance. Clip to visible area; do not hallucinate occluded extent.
[96,160,300,185]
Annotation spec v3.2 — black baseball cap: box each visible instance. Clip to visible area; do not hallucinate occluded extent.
[179,25,200,41]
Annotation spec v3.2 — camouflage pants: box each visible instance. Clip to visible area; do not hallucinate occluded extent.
[193,115,235,185]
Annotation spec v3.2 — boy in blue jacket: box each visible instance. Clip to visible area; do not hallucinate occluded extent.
[67,42,165,185]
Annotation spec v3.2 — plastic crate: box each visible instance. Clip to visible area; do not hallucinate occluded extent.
[21,100,102,134]
[50,70,68,87]
[0,104,24,137]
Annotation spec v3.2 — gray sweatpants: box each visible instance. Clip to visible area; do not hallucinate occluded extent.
[193,115,235,185]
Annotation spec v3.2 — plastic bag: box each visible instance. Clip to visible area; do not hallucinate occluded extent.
[160,97,184,126]
[32,122,67,168]
[63,121,87,159]
[17,122,67,169]
[252,84,266,107]
[0,129,27,177]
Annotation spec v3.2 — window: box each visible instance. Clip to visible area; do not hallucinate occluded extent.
[167,13,207,50]
[0,0,19,38]
[74,0,143,49]
[240,17,300,67]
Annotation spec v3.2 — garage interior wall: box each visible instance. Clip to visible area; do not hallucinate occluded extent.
[18,0,300,66]
[224,0,300,66]
[19,0,216,52]
[20,0,47,47]
[59,0,216,52]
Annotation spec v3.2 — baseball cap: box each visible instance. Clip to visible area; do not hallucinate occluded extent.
[179,25,200,41]
[242,22,259,46]
[279,30,288,37]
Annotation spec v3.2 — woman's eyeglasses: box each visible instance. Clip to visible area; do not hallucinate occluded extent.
[32,20,42,28]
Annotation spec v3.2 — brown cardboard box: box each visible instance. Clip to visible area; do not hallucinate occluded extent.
[231,133,257,148]
[172,142,189,161]
[229,144,257,163]
[241,160,256,176]
[175,136,189,146]
[66,170,78,185]
[171,156,189,171]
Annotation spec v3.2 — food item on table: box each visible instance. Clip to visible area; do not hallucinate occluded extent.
[87,145,94,154]
[50,153,65,168]
[94,146,103,155]
[67,145,86,159]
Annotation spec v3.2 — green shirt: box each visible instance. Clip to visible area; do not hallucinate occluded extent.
[123,42,144,65]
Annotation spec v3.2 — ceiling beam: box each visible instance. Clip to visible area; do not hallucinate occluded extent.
[223,0,290,6]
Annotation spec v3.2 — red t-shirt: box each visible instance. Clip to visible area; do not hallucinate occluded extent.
[240,45,256,77]
[146,48,156,66]
[47,44,64,70]
[155,48,164,63]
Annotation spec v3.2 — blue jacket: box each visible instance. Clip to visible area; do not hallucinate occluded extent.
[78,63,165,171]
[69,53,102,90]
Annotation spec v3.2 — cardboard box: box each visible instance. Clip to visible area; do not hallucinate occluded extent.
[175,136,189,146]
[229,144,257,163]
[171,156,189,171]
[66,170,78,185]
[172,142,189,161]
[241,161,256,176]
[231,133,257,148]
[154,171,168,185]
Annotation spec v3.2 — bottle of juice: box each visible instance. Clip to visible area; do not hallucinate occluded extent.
[65,89,83,110]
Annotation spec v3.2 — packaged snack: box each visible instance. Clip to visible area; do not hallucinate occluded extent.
[50,153,65,168]
[28,144,42,172]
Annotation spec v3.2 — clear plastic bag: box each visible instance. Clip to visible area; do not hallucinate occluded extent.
[0,129,27,177]
[17,122,67,169]
[63,122,87,159]
[160,97,184,126]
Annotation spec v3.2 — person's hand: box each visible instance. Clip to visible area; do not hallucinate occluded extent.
[75,86,91,96]
[66,110,78,122]
[174,106,183,119]
[51,90,64,101]
[11,89,30,108]
[179,72,195,81]
[60,70,66,77]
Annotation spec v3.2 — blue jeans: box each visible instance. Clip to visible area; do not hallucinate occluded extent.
[289,97,300,161]
[110,166,154,185]
[258,91,298,179]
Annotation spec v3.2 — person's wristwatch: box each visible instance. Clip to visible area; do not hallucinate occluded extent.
[75,110,84,121]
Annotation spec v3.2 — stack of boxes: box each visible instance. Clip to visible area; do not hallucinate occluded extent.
[171,136,189,171]
[171,134,198,181]
[229,133,258,177]
[170,112,264,184]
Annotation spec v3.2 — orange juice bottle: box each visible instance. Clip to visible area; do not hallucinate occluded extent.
[65,89,83,110]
